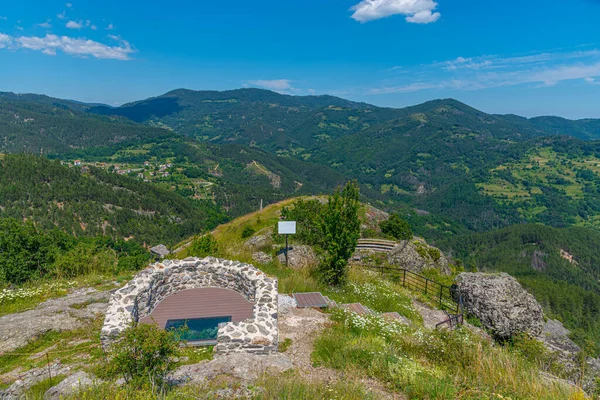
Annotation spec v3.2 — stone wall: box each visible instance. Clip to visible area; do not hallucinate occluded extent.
[101,257,278,355]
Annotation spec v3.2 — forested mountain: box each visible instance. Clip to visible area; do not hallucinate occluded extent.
[438,224,600,351]
[0,154,226,246]
[0,97,171,153]
[65,135,349,217]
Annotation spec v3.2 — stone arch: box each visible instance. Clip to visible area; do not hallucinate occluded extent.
[101,257,278,355]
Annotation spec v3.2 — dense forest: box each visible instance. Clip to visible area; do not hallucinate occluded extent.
[0,154,226,247]
[439,224,600,353]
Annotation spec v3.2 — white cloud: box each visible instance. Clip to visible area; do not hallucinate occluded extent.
[0,16,7,21]
[91,25,97,30]
[66,20,83,29]
[0,32,134,60]
[0,33,11,48]
[307,89,316,95]
[372,46,600,94]
[66,3,72,7]
[350,0,441,24]
[106,23,114,30]
[37,20,52,29]
[57,11,66,19]
[247,79,293,91]
[15,26,24,31]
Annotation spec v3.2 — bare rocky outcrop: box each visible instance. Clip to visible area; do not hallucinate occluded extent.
[277,245,317,269]
[386,238,450,275]
[456,272,544,338]
[170,353,292,385]
[0,289,110,355]
[0,362,74,399]
[540,319,600,394]
[244,235,272,251]
[44,371,95,400]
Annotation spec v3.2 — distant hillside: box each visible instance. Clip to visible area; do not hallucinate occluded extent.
[64,135,351,218]
[0,97,172,154]
[0,154,226,246]
[438,223,600,350]
[7,88,600,237]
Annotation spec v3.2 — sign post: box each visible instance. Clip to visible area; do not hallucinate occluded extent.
[278,221,296,267]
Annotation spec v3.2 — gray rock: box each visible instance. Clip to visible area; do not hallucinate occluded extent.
[541,319,581,356]
[386,238,450,275]
[252,252,273,264]
[0,289,110,354]
[2,363,72,399]
[457,272,544,338]
[44,371,94,400]
[150,244,170,258]
[244,235,272,251]
[277,245,317,269]
[170,353,292,384]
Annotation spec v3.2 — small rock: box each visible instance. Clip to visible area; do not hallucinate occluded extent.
[252,252,273,264]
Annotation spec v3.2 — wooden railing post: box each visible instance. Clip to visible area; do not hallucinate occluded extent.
[403,270,406,287]
[425,279,428,295]
[439,285,443,309]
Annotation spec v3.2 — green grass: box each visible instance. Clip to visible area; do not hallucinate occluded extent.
[67,372,375,400]
[23,375,67,400]
[278,338,293,353]
[312,309,580,400]
[0,273,129,317]
[176,346,213,366]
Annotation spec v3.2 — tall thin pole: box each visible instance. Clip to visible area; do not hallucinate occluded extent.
[285,235,289,267]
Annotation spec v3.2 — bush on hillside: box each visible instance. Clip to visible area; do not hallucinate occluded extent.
[241,226,255,239]
[105,323,181,392]
[317,181,361,287]
[379,213,413,241]
[187,234,220,258]
[280,198,325,247]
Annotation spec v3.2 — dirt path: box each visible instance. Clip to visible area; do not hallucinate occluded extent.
[278,307,404,400]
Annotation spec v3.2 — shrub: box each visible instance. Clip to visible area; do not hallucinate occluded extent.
[379,213,413,241]
[241,226,255,239]
[187,235,220,258]
[105,323,181,392]
[280,198,325,247]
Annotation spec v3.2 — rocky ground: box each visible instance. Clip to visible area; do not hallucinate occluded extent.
[0,288,110,355]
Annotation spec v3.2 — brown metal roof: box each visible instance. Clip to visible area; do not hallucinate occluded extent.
[140,287,253,328]
[293,292,329,308]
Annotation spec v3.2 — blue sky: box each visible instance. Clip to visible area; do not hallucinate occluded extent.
[0,0,599,118]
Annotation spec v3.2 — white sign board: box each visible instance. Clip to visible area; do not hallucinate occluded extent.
[278,221,297,235]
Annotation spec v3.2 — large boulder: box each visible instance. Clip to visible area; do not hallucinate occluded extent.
[387,238,451,275]
[277,245,317,269]
[456,272,544,338]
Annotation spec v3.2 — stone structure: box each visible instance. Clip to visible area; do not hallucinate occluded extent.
[101,257,278,355]
[456,272,544,338]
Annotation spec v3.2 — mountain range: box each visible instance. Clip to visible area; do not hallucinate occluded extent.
[3,87,600,352]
